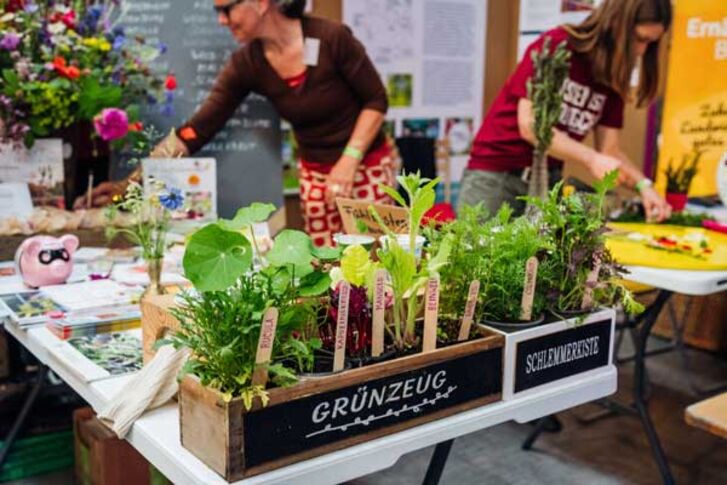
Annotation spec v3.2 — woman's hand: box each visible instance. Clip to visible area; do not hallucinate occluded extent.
[73,179,129,209]
[325,155,359,205]
[640,186,672,223]
[150,129,190,158]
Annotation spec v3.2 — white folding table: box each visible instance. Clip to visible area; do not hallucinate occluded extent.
[3,322,617,485]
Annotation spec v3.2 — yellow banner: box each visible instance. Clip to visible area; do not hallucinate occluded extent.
[656,0,727,196]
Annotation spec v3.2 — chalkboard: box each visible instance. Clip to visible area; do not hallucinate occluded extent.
[514,319,612,393]
[242,346,503,468]
[114,0,282,218]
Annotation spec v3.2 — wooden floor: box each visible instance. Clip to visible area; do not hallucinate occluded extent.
[350,336,727,485]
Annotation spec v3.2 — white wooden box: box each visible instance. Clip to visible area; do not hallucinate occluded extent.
[480,308,616,400]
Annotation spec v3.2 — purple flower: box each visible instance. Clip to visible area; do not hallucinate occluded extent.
[24,1,38,13]
[159,188,184,211]
[158,102,174,117]
[158,42,168,55]
[93,108,129,141]
[0,33,21,51]
[112,34,125,50]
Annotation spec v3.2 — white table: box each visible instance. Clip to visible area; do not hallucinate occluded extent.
[619,264,727,485]
[3,321,617,485]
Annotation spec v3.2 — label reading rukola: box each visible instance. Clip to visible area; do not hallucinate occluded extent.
[514,319,611,393]
[242,347,502,467]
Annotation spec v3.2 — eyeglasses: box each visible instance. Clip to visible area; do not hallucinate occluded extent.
[38,249,70,265]
[214,0,245,18]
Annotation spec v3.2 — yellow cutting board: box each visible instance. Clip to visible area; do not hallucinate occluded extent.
[605,223,727,270]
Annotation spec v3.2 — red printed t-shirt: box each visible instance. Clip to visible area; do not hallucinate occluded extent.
[468,27,625,172]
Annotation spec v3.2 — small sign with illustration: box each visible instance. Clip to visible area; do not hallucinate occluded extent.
[0,139,64,208]
[142,158,217,220]
[336,198,408,235]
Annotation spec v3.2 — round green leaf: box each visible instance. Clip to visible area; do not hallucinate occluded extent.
[312,245,342,261]
[221,202,276,231]
[266,230,314,268]
[183,224,252,291]
[298,271,332,297]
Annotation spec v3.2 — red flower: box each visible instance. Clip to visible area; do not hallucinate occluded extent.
[52,57,81,80]
[128,121,144,132]
[65,66,80,79]
[657,237,677,247]
[164,74,177,91]
[6,0,25,13]
[61,11,76,29]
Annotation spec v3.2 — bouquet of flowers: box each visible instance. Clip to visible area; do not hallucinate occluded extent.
[0,0,176,147]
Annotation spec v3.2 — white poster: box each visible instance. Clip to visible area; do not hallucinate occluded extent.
[344,0,487,189]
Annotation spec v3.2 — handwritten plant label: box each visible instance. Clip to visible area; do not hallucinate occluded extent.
[458,280,480,342]
[519,257,538,322]
[372,270,387,357]
[252,307,279,386]
[580,258,601,310]
[336,198,408,235]
[333,282,351,372]
[422,276,440,352]
[242,346,503,467]
[514,318,611,393]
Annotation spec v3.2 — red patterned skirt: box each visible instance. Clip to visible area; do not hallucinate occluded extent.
[299,143,394,247]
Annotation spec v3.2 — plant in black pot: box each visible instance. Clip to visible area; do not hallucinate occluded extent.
[524,171,644,318]
[663,150,702,213]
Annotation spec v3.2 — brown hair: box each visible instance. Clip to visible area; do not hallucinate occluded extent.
[564,0,672,107]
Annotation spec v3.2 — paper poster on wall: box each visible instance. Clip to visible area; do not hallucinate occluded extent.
[0,139,64,208]
[142,158,217,220]
[344,0,487,193]
[656,0,727,197]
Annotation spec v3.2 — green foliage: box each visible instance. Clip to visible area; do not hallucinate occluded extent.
[183,224,253,292]
[523,171,640,314]
[370,173,453,349]
[77,76,123,119]
[167,271,321,408]
[664,150,702,194]
[429,204,554,323]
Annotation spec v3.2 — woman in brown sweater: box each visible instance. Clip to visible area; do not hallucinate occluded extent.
[84,0,392,246]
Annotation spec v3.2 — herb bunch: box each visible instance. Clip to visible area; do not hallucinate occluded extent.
[664,150,702,194]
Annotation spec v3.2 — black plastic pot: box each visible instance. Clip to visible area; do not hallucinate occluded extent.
[481,313,546,332]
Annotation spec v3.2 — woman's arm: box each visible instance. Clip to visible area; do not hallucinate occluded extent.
[517,98,621,180]
[594,125,671,221]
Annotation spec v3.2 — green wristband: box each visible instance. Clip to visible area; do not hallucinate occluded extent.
[343,146,364,161]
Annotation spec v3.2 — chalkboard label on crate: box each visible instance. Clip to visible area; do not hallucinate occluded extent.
[514,319,612,393]
[243,347,503,467]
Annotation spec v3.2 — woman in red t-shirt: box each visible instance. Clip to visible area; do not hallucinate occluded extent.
[459,0,672,222]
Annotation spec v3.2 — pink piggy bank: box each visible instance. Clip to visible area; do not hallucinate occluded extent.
[15,235,79,288]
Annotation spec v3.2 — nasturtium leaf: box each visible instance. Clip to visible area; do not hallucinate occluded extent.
[222,202,276,231]
[340,245,372,287]
[266,230,314,267]
[183,223,252,291]
[312,244,341,261]
[298,271,332,297]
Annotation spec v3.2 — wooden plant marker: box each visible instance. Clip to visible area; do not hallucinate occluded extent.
[581,257,602,310]
[422,275,440,352]
[519,257,539,322]
[252,307,279,387]
[458,280,480,342]
[333,281,351,372]
[372,269,387,357]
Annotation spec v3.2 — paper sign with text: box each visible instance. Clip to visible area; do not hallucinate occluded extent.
[336,198,408,235]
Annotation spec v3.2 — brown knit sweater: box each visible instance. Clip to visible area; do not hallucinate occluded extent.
[180,16,388,164]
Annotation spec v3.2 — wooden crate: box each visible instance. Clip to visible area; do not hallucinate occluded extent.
[481,308,616,400]
[179,333,504,480]
[651,292,727,352]
[140,294,179,363]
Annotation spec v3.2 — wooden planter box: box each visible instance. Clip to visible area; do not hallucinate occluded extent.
[480,308,615,400]
[179,332,504,480]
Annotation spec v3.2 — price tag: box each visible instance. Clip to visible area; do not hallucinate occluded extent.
[304,37,320,66]
[423,275,440,352]
[333,282,351,372]
[458,280,480,341]
[372,270,387,357]
[520,257,538,322]
[252,307,279,386]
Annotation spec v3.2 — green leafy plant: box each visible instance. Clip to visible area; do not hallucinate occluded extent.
[664,150,702,194]
[369,173,453,350]
[526,38,571,206]
[167,204,335,407]
[428,204,555,324]
[524,171,644,315]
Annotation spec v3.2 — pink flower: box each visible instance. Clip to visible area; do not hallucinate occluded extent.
[93,108,129,141]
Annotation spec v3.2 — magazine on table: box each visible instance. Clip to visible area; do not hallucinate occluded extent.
[44,327,143,383]
[0,290,66,326]
[46,305,141,340]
